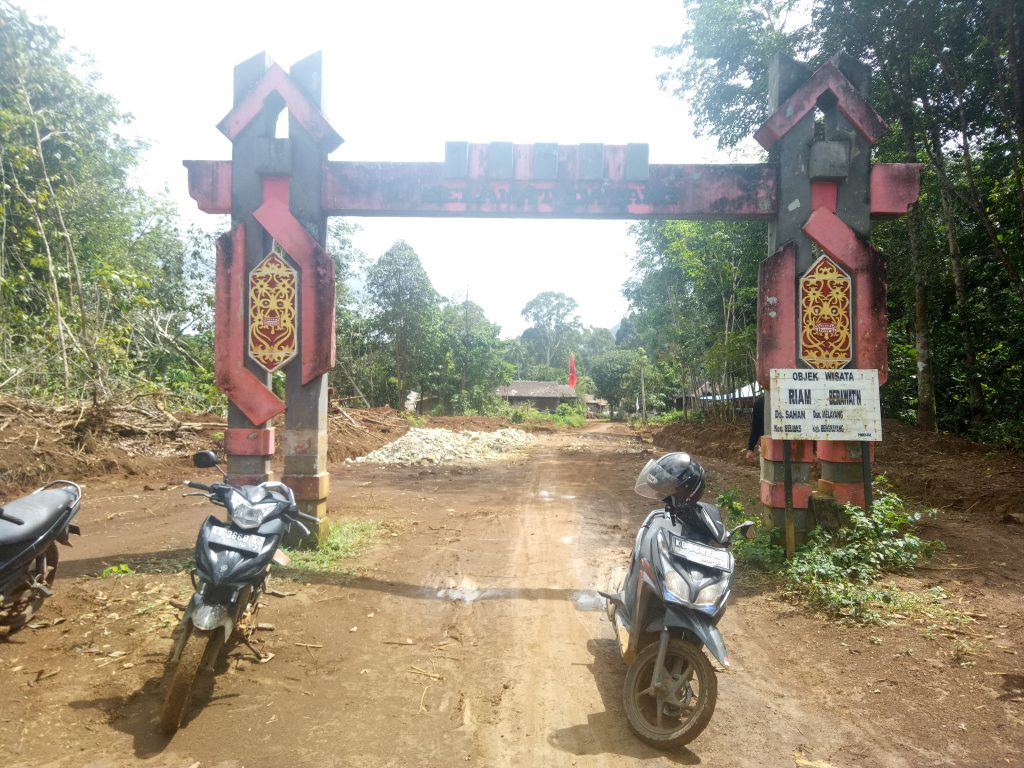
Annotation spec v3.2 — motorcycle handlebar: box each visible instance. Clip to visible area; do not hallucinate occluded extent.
[186,481,212,491]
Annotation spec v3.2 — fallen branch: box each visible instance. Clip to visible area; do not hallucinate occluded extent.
[419,685,430,713]
[409,665,443,681]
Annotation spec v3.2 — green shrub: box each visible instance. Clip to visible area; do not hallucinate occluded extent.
[400,412,426,428]
[732,527,786,570]
[648,409,694,425]
[716,490,784,570]
[784,485,943,622]
[101,563,134,578]
[553,403,585,427]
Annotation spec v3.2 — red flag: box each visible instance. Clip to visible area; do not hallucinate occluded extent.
[568,353,577,388]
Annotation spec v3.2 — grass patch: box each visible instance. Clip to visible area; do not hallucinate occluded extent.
[280,519,386,579]
[645,409,702,425]
[120,554,193,575]
[509,403,586,428]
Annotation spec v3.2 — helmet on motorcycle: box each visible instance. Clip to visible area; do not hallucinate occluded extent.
[634,452,706,507]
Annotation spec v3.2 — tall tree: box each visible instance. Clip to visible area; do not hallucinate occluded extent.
[625,219,762,405]
[433,300,513,413]
[520,291,582,368]
[364,240,440,408]
[1,3,211,405]
[657,0,812,149]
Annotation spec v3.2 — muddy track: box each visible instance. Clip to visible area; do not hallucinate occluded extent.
[3,423,1021,767]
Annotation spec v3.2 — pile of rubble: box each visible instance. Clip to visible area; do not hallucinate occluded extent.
[348,427,534,466]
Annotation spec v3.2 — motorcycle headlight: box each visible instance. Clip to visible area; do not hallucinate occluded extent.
[663,568,691,604]
[227,491,274,529]
[694,578,729,610]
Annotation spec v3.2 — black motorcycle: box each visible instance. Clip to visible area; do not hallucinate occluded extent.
[602,452,755,748]
[1,481,82,633]
[159,450,319,735]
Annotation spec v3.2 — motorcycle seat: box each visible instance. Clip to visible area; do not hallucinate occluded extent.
[0,488,77,547]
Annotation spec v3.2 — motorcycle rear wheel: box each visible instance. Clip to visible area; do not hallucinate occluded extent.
[623,637,717,748]
[159,627,221,735]
[0,542,58,631]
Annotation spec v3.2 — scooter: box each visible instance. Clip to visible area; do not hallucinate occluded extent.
[0,481,82,633]
[601,453,755,748]
[159,450,319,735]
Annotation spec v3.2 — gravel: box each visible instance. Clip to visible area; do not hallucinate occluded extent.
[348,427,535,466]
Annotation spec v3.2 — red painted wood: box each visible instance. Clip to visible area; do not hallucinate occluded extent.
[761,437,815,462]
[225,427,275,456]
[816,440,875,463]
[184,160,231,214]
[214,225,286,424]
[819,480,866,507]
[760,480,812,509]
[802,208,888,383]
[184,160,920,221]
[262,175,290,205]
[252,195,336,385]
[811,180,839,213]
[870,163,924,218]
[217,63,342,151]
[321,162,776,219]
[756,242,798,387]
[279,472,329,500]
[754,61,888,150]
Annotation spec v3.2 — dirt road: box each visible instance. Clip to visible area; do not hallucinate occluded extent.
[3,423,1021,767]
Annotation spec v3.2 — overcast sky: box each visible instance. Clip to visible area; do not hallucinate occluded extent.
[19,0,751,338]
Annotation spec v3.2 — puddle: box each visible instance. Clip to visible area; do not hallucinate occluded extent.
[427,582,604,609]
[437,587,484,603]
[572,590,604,612]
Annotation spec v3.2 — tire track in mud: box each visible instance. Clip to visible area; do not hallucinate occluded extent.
[441,428,675,767]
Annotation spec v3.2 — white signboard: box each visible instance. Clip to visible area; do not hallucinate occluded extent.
[769,368,882,441]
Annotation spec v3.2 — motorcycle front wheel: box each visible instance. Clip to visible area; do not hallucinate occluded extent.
[623,637,717,748]
[159,627,221,735]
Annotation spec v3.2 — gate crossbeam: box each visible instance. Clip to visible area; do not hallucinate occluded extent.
[186,155,919,221]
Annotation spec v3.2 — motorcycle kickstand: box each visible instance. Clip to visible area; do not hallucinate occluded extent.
[237,632,270,662]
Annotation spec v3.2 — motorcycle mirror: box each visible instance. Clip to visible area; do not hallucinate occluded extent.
[192,450,220,469]
[742,521,758,540]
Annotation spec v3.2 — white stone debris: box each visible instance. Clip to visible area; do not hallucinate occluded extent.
[349,427,534,466]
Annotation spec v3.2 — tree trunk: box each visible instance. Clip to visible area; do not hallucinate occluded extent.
[932,45,1024,300]
[925,116,985,421]
[940,185,984,419]
[900,109,937,431]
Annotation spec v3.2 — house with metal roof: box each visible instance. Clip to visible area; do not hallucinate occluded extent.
[496,380,577,413]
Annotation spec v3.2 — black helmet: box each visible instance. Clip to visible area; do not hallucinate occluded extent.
[634,452,706,508]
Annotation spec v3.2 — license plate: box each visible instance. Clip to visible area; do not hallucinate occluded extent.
[670,536,732,572]
[208,526,265,554]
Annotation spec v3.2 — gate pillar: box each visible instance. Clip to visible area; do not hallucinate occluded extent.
[755,52,904,535]
[200,52,339,539]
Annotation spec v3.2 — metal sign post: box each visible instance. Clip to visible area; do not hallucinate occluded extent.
[861,441,873,511]
[782,440,795,558]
